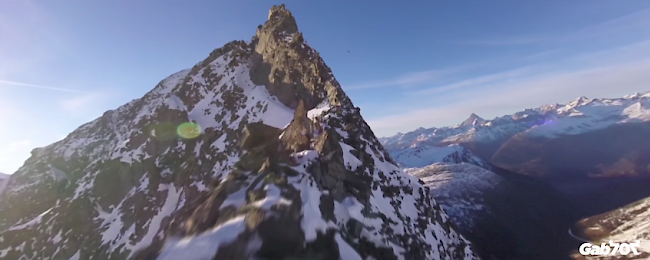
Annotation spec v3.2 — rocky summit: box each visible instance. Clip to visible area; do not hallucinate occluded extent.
[0,5,479,260]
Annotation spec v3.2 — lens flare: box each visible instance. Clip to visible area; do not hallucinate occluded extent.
[177,122,202,139]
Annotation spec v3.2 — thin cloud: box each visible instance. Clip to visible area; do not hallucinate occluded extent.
[408,66,535,96]
[587,8,650,34]
[460,8,650,46]
[0,79,87,93]
[458,36,545,46]
[344,63,480,90]
[409,39,650,97]
[344,69,456,90]
[520,49,562,61]
[369,59,650,136]
[368,41,650,137]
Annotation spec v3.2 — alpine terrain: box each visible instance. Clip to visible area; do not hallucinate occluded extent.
[393,145,579,260]
[381,91,650,216]
[382,92,650,259]
[0,5,479,260]
[381,92,650,177]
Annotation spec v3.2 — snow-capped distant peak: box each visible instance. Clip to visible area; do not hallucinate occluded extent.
[624,92,642,99]
[568,96,593,107]
[389,143,490,169]
[381,90,650,149]
[459,113,486,127]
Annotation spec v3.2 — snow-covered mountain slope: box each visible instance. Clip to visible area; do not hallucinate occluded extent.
[405,163,501,230]
[391,145,578,260]
[522,93,650,138]
[404,161,580,260]
[381,91,650,181]
[571,196,650,260]
[492,120,650,179]
[390,144,490,169]
[380,91,650,155]
[0,5,479,260]
[0,173,9,196]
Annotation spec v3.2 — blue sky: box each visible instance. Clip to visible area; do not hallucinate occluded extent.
[1,1,650,174]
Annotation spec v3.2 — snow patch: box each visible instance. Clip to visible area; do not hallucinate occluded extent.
[9,207,54,231]
[335,233,362,260]
[307,101,331,120]
[156,216,247,260]
[340,142,363,170]
[129,184,185,256]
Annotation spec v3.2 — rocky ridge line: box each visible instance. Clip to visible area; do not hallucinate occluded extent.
[0,4,479,260]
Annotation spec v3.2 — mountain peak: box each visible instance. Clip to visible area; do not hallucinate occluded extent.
[251,5,352,111]
[262,4,298,36]
[624,92,641,99]
[459,113,486,127]
[569,96,592,106]
[268,4,292,19]
[0,5,479,260]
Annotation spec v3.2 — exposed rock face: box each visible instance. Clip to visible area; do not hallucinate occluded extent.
[459,113,486,127]
[280,100,314,153]
[250,5,349,111]
[0,5,478,260]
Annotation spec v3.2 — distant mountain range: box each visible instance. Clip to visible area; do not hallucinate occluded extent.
[381,91,650,180]
[382,91,650,260]
[381,92,649,149]
[390,143,489,169]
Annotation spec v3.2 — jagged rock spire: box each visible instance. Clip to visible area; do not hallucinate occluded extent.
[280,100,314,153]
[250,5,351,110]
[266,4,298,34]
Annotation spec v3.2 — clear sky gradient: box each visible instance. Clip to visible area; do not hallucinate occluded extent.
[2,1,650,174]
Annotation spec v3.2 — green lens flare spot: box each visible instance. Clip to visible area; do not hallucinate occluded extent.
[177,122,202,139]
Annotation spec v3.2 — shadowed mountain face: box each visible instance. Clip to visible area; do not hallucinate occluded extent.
[491,122,650,180]
[398,147,580,260]
[0,5,478,260]
[383,93,650,260]
[491,122,650,222]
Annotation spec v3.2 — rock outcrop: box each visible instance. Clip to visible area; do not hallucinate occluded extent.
[0,5,479,260]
